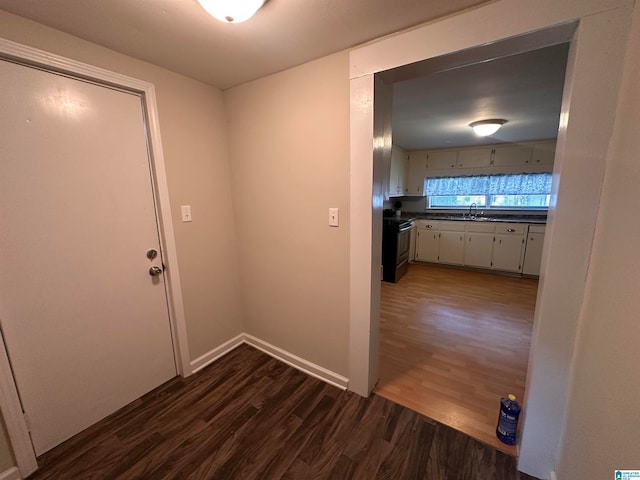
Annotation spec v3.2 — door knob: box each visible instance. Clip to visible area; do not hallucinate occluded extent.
[149,266,163,276]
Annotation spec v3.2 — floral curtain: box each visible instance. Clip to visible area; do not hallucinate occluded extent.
[425,173,552,196]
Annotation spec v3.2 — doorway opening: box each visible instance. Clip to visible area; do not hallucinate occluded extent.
[373,30,571,453]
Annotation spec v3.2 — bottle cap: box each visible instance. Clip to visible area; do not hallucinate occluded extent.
[508,394,516,401]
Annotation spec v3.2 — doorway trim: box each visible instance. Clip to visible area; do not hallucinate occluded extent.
[0,37,190,477]
[348,0,633,477]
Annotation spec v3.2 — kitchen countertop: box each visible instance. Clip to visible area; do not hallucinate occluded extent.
[394,213,547,224]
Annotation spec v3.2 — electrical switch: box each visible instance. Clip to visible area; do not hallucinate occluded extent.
[181,205,192,222]
[329,208,339,227]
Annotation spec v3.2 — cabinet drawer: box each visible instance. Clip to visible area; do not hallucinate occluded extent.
[495,223,526,235]
[465,222,495,233]
[416,220,440,230]
[439,221,466,232]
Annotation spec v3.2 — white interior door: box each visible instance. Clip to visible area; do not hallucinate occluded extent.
[0,59,177,455]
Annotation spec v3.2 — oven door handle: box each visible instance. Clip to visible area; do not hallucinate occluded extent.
[398,225,413,233]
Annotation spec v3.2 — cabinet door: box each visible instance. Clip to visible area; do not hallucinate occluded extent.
[457,148,492,168]
[407,151,428,196]
[439,231,465,265]
[464,233,494,268]
[523,232,545,275]
[531,141,556,166]
[389,146,408,197]
[416,230,439,262]
[426,150,457,170]
[493,146,532,167]
[492,234,525,272]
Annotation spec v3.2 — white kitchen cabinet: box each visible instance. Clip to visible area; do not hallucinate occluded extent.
[389,146,409,197]
[523,225,546,275]
[493,145,532,167]
[531,141,556,166]
[427,150,457,170]
[492,223,526,272]
[457,148,492,169]
[407,151,428,196]
[416,229,439,262]
[464,223,494,268]
[438,222,465,265]
[415,220,439,262]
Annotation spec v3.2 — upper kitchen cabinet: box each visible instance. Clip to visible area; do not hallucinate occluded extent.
[493,145,532,167]
[531,141,556,165]
[412,140,556,180]
[427,150,457,170]
[389,145,409,197]
[407,151,428,196]
[457,148,492,169]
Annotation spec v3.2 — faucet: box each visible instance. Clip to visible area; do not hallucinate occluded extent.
[468,202,477,219]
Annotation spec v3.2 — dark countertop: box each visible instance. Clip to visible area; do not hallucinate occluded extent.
[394,213,547,224]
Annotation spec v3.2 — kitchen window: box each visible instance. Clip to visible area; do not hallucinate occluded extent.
[426,173,552,209]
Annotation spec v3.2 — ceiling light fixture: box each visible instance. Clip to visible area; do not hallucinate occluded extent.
[196,0,265,24]
[469,119,507,136]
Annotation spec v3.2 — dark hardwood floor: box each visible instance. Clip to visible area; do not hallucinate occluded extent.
[28,344,538,479]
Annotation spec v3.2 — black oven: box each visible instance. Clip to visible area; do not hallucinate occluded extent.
[382,218,412,283]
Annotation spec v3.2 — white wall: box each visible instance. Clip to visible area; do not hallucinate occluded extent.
[555,4,640,478]
[224,52,351,376]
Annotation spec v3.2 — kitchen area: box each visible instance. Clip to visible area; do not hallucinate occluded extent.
[382,140,552,284]
[375,41,569,453]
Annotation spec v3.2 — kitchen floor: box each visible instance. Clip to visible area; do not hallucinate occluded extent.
[375,263,538,456]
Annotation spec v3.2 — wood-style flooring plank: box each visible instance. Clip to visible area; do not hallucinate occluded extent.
[27,344,538,480]
[377,263,537,455]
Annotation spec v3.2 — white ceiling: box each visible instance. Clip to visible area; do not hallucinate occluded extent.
[391,43,570,150]
[0,1,570,151]
[0,0,489,90]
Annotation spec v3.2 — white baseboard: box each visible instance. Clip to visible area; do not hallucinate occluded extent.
[0,467,22,480]
[243,334,349,389]
[549,471,558,480]
[190,333,244,373]
[190,333,349,390]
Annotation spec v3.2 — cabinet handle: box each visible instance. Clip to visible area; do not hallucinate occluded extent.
[426,225,433,229]
[507,228,516,232]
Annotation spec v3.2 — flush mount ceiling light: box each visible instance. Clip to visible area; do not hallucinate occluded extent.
[196,0,266,23]
[469,119,507,136]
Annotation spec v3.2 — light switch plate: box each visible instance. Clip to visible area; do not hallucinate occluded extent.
[181,205,192,222]
[329,208,339,227]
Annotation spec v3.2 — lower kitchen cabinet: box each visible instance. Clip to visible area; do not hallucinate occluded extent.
[438,227,465,265]
[416,230,439,262]
[464,230,494,268]
[492,223,526,273]
[523,225,546,275]
[413,219,538,275]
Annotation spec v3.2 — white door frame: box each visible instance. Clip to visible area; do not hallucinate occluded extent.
[348,0,633,477]
[0,38,190,477]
